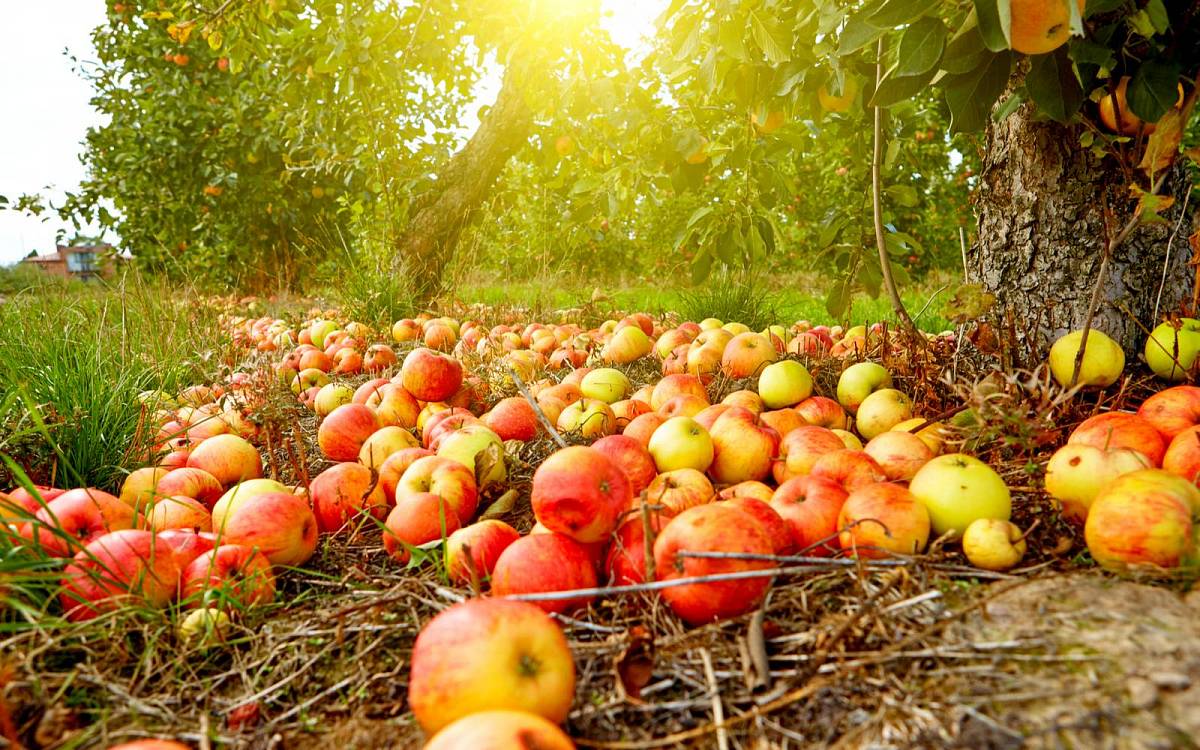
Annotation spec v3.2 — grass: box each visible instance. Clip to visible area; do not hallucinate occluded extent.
[453,270,957,331]
[0,270,225,491]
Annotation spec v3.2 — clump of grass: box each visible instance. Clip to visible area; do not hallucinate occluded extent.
[0,271,222,490]
[677,271,784,330]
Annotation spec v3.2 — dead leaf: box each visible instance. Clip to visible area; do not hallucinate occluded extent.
[473,442,504,493]
[943,283,997,324]
[480,488,519,519]
[967,321,1000,354]
[1139,107,1185,179]
[614,626,655,702]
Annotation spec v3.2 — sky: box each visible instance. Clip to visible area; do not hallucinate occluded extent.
[0,1,662,267]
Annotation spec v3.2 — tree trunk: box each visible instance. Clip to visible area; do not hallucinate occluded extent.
[395,61,534,305]
[972,97,1196,364]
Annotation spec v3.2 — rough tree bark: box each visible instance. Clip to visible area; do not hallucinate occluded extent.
[972,95,1197,362]
[395,61,535,304]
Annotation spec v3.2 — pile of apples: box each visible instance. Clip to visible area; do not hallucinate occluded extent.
[7,305,1200,749]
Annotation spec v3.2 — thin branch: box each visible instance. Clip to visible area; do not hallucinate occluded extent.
[870,37,919,337]
[507,365,568,448]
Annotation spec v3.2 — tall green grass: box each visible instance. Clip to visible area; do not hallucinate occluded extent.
[0,271,223,491]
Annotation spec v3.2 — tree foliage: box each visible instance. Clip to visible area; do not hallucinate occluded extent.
[55,0,1200,310]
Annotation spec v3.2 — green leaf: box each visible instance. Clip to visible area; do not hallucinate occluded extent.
[943,13,988,74]
[884,184,919,207]
[869,0,937,28]
[749,10,792,64]
[1068,39,1116,69]
[870,64,937,107]
[943,51,1014,133]
[1084,0,1125,17]
[837,15,886,55]
[896,17,947,76]
[825,278,852,318]
[974,0,1012,52]
[1145,0,1170,33]
[992,89,1026,121]
[1127,60,1182,122]
[686,205,713,229]
[885,138,901,169]
[691,248,713,285]
[1026,48,1083,123]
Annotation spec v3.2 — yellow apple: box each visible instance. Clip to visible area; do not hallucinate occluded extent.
[836,361,892,413]
[1044,444,1152,524]
[909,453,1011,537]
[757,360,813,409]
[648,416,714,473]
[580,367,632,404]
[962,518,1026,571]
[854,388,913,440]
[1048,329,1124,388]
[1145,318,1200,381]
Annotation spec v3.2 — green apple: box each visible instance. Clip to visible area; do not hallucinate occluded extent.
[438,424,507,485]
[722,321,751,335]
[854,388,912,440]
[309,319,339,349]
[962,519,1026,571]
[1145,318,1200,381]
[1044,444,1151,524]
[699,317,724,330]
[757,360,813,409]
[648,416,714,473]
[314,383,355,417]
[1048,329,1124,387]
[908,453,1011,537]
[580,368,632,404]
[836,362,892,414]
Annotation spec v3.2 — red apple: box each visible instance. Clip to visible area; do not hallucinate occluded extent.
[1138,385,1200,441]
[1068,412,1166,467]
[642,468,715,515]
[605,514,669,586]
[58,529,183,621]
[423,710,574,750]
[186,434,263,488]
[658,393,709,418]
[654,504,775,624]
[624,412,668,448]
[481,397,540,441]
[373,384,421,429]
[218,491,319,566]
[838,482,931,559]
[383,491,462,563]
[1084,469,1199,572]
[708,406,780,484]
[408,598,575,732]
[309,462,388,533]
[759,408,807,439]
[359,425,421,470]
[155,467,224,509]
[352,377,390,405]
[156,528,218,569]
[25,488,135,558]
[531,446,631,543]
[717,480,775,503]
[402,347,464,402]
[770,475,848,556]
[1163,425,1200,484]
[720,496,795,555]
[810,449,887,491]
[119,467,169,509]
[378,447,435,503]
[591,434,658,497]
[490,532,598,614]
[650,374,709,411]
[364,344,397,371]
[445,519,521,586]
[147,495,212,532]
[773,425,847,483]
[863,430,934,481]
[317,404,380,462]
[720,333,777,379]
[395,455,479,525]
[180,543,275,609]
[611,398,653,428]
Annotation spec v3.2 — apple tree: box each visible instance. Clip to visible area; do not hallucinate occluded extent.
[652,0,1199,352]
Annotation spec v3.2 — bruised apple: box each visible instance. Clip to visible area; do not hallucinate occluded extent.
[653,504,775,624]
[531,446,630,543]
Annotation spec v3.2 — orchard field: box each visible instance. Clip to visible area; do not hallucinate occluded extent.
[3,1,1200,749]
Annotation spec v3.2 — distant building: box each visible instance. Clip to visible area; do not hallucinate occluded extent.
[20,244,115,281]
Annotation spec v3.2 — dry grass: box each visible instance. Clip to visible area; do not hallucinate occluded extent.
[4,305,1198,750]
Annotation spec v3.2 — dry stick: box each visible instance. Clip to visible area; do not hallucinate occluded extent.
[290,423,311,490]
[507,365,568,449]
[699,648,729,750]
[1070,176,1165,386]
[1154,187,1192,323]
[747,608,771,691]
[870,38,919,339]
